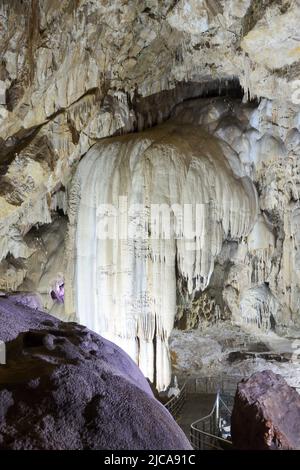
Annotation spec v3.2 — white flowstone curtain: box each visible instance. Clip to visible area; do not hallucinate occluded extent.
[72,122,257,390]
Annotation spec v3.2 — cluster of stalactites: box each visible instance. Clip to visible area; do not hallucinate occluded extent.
[240,284,278,332]
[72,121,257,391]
[0,196,52,264]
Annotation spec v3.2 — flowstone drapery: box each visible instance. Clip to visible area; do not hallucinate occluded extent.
[69,118,257,390]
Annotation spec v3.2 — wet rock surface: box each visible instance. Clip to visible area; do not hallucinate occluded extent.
[0,298,191,450]
[231,370,300,450]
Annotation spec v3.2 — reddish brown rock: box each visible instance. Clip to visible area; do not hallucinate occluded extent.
[231,370,300,450]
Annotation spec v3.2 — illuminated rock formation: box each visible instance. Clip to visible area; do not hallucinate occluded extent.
[0,0,300,393]
[69,115,257,390]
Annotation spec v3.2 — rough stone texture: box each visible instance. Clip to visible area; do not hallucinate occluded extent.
[0,1,300,389]
[69,107,258,390]
[170,322,300,390]
[0,298,191,450]
[0,1,299,327]
[231,370,300,450]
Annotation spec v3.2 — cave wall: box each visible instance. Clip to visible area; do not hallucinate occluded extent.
[67,110,257,390]
[0,0,300,387]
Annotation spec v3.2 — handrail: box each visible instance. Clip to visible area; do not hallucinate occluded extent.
[164,375,241,422]
[165,374,300,449]
[185,375,300,395]
[185,375,245,395]
[190,390,233,450]
[164,381,187,419]
[217,394,232,414]
[191,393,230,423]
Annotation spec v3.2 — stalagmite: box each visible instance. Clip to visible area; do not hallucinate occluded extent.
[71,117,258,391]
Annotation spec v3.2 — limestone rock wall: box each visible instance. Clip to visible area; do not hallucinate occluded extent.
[0,0,300,388]
[68,115,257,390]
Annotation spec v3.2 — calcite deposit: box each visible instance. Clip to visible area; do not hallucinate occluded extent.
[69,111,257,391]
[0,0,300,391]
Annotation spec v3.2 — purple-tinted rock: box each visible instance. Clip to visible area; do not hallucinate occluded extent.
[231,370,300,450]
[50,281,64,303]
[0,298,191,450]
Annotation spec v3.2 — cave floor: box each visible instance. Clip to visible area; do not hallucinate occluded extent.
[176,393,215,440]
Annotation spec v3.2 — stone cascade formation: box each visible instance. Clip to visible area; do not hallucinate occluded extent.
[68,105,258,391]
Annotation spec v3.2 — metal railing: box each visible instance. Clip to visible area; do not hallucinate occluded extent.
[190,391,233,450]
[185,375,244,395]
[165,381,187,418]
[185,374,300,395]
[164,375,241,421]
[187,376,242,450]
[165,374,300,449]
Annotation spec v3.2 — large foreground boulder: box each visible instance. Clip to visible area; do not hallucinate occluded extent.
[0,298,191,450]
[231,370,300,450]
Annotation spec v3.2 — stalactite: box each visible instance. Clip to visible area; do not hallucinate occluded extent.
[72,118,257,391]
[50,190,68,214]
[240,284,278,332]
